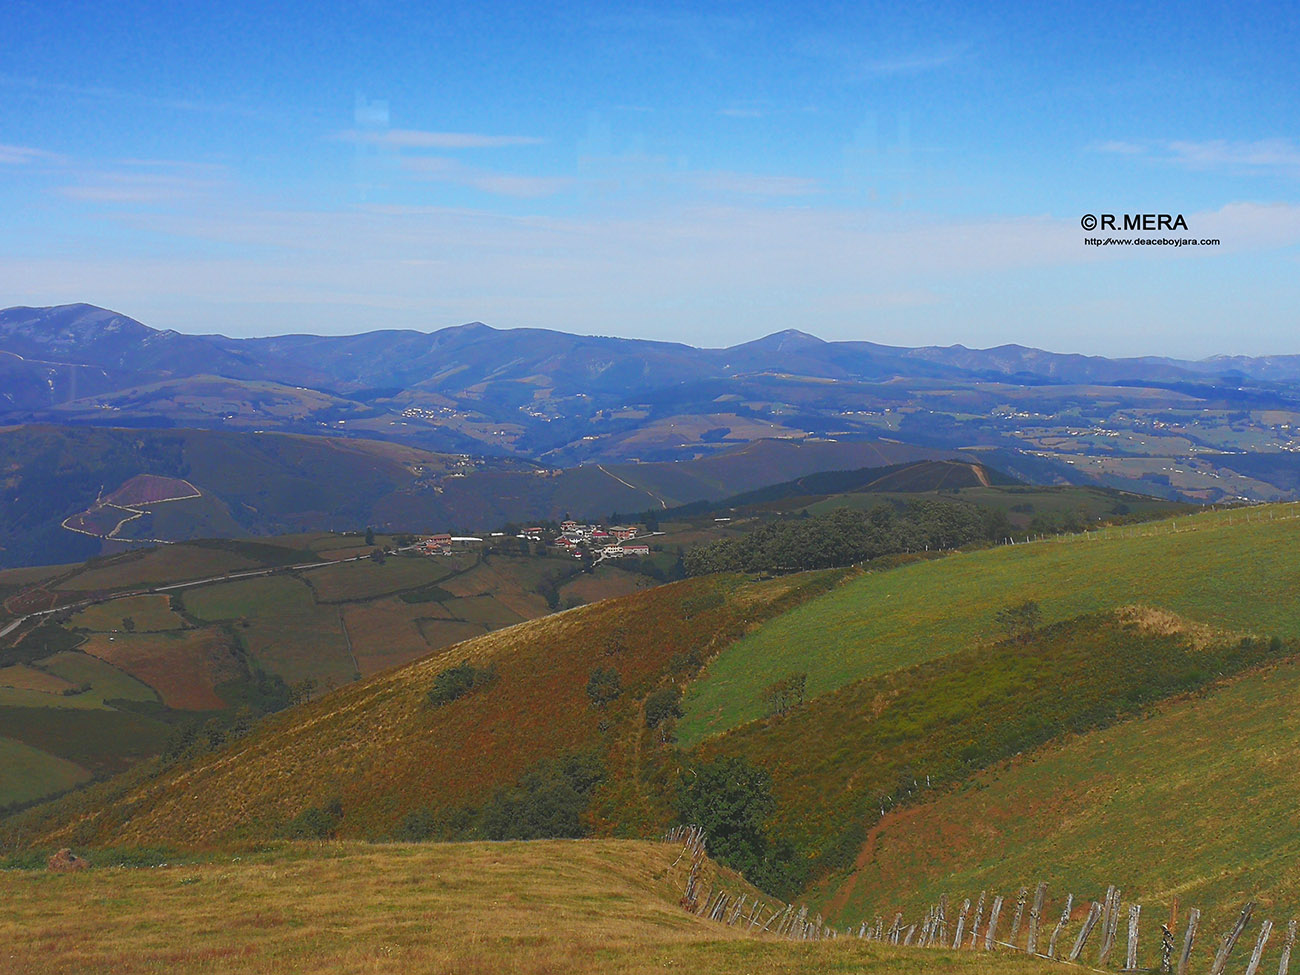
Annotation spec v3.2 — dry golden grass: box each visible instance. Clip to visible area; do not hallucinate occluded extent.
[0,840,1059,975]
[1114,603,1227,649]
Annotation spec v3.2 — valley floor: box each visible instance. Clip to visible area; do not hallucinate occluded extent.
[2,840,1058,975]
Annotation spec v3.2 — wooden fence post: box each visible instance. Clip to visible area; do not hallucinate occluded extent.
[970,891,987,950]
[985,895,1005,951]
[1027,882,1047,955]
[1245,919,1274,975]
[1099,886,1121,966]
[1177,907,1201,975]
[1127,903,1142,971]
[1048,894,1074,959]
[1070,902,1104,962]
[1278,920,1297,975]
[1208,902,1254,975]
[954,898,971,949]
[1009,887,1030,949]
[903,924,917,945]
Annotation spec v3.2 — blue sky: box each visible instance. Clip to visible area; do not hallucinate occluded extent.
[1,0,1298,355]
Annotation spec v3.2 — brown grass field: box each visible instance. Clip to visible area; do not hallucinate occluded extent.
[340,599,439,676]
[79,631,243,710]
[0,840,1058,975]
[0,664,75,694]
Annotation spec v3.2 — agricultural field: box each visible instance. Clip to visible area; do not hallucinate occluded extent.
[303,553,461,603]
[0,531,667,808]
[79,630,243,710]
[0,841,1058,975]
[679,503,1300,744]
[68,594,184,632]
[0,736,91,806]
[56,545,262,592]
[5,571,842,849]
[183,574,317,621]
[38,652,158,704]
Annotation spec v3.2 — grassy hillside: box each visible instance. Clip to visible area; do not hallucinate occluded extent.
[0,840,1058,975]
[814,654,1300,957]
[0,533,665,808]
[692,608,1292,888]
[680,503,1300,744]
[6,571,843,848]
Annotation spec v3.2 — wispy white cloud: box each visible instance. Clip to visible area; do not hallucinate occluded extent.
[1096,138,1300,173]
[1168,139,1300,170]
[0,73,268,118]
[336,128,545,149]
[54,160,228,205]
[400,157,570,198]
[0,143,67,165]
[718,107,763,119]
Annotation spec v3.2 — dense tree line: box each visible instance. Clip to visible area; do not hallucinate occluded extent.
[684,500,1008,576]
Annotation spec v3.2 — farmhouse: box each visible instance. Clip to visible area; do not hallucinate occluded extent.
[421,533,453,555]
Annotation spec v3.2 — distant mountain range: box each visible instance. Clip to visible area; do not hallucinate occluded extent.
[3,303,1300,541]
[4,303,1300,463]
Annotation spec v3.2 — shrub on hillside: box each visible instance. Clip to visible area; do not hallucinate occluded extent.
[995,600,1042,643]
[644,687,683,729]
[427,662,498,708]
[284,799,343,839]
[585,667,621,707]
[763,672,806,717]
[481,753,605,840]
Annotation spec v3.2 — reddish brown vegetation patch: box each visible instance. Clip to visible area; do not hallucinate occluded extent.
[81,630,242,710]
[105,475,201,507]
[47,848,90,872]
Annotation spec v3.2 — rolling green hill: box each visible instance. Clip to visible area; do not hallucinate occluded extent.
[815,653,1300,929]
[8,502,1300,952]
[679,503,1300,744]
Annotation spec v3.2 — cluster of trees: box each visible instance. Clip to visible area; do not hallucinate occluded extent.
[763,672,806,717]
[685,500,1008,576]
[676,756,805,898]
[481,753,605,840]
[426,662,498,708]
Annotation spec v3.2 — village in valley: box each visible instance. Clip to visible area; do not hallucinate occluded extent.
[418,519,652,562]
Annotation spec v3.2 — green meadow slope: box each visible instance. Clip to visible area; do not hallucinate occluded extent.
[680,504,1300,744]
[812,653,1300,954]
